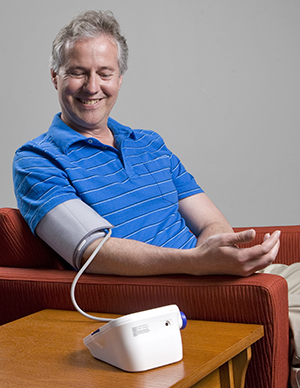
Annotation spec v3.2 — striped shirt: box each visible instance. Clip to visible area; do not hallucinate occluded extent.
[13,114,203,249]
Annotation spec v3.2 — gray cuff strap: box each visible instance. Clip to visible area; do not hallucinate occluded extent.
[35,199,113,269]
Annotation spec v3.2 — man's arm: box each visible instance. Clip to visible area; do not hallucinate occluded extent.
[82,193,280,277]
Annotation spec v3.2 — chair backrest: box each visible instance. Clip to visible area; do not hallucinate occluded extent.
[0,207,70,269]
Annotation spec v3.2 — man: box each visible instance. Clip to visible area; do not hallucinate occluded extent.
[14,10,300,386]
[13,10,280,277]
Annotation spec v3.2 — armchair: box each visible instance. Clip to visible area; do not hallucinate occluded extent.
[1,207,299,388]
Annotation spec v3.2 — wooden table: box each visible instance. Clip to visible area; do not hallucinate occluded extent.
[0,309,263,388]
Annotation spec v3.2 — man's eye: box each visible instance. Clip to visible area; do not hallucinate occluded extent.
[70,72,85,77]
[66,70,85,77]
[100,73,112,79]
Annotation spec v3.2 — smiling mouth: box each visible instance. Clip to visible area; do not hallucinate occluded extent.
[78,98,101,105]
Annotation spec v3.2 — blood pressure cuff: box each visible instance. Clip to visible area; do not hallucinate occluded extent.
[35,199,113,270]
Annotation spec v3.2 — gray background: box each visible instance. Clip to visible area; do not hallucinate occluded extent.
[1,0,299,227]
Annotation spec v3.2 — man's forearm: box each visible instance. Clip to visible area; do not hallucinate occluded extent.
[82,236,192,276]
[81,210,233,276]
[82,227,280,278]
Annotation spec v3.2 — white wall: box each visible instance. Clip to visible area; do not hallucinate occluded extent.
[1,0,299,227]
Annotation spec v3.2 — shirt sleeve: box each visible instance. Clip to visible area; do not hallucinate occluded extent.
[170,152,204,199]
[13,144,80,233]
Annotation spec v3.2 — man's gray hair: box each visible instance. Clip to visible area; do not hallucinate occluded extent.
[50,10,128,75]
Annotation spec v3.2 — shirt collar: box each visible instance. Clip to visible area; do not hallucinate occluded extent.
[49,113,136,154]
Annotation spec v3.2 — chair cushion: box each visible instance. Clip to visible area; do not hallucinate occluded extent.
[0,208,68,269]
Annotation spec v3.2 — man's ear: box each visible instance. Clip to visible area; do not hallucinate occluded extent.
[118,74,123,91]
[50,69,58,90]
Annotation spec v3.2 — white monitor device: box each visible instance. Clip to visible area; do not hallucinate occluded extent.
[83,304,187,372]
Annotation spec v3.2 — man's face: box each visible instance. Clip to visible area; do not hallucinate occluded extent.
[51,35,123,135]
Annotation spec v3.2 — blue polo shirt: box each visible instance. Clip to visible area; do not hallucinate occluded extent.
[13,114,203,249]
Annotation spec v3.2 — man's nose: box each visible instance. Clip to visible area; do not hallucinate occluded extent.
[84,73,99,94]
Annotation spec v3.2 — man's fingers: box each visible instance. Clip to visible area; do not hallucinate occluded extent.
[247,236,281,273]
[225,229,281,250]
[242,230,281,256]
[265,233,281,259]
[240,230,281,267]
[236,229,256,243]
[261,230,281,251]
[221,229,256,246]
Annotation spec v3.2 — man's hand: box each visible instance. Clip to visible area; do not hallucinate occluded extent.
[190,229,281,277]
